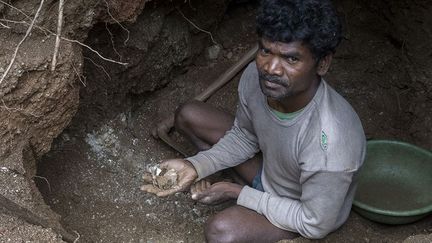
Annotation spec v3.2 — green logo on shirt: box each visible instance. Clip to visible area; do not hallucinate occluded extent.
[321,131,328,150]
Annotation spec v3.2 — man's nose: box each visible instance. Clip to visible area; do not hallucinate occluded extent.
[265,57,283,76]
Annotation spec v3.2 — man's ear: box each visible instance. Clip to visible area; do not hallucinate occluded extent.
[317,54,333,76]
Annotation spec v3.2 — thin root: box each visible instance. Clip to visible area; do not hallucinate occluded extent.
[0,2,127,80]
[71,61,86,87]
[84,57,112,80]
[73,230,80,243]
[1,99,41,118]
[177,7,218,45]
[0,21,10,28]
[103,0,130,46]
[51,0,65,71]
[0,0,45,85]
[62,37,128,66]
[105,22,122,60]
[0,18,51,36]
[0,0,32,20]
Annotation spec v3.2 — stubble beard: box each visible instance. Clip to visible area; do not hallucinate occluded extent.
[258,70,293,100]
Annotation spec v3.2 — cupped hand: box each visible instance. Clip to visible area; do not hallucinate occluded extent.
[140,158,198,197]
[190,181,243,205]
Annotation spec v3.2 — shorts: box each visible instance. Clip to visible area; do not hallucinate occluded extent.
[251,167,264,192]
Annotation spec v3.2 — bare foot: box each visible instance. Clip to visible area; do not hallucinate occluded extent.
[190,180,243,205]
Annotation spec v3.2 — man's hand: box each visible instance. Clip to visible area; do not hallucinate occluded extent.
[140,159,198,197]
[190,180,243,205]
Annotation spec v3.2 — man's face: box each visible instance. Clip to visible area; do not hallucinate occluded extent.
[256,38,320,101]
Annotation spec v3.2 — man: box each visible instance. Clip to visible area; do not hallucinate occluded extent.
[142,0,366,241]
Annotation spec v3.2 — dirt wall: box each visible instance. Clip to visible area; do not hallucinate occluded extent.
[73,0,229,131]
[366,0,432,148]
[0,0,150,168]
[0,0,149,240]
[1,0,229,240]
[334,0,432,149]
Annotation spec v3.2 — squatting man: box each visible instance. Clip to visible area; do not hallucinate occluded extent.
[142,0,366,241]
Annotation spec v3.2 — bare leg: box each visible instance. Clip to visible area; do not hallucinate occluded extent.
[175,100,261,184]
[205,205,298,243]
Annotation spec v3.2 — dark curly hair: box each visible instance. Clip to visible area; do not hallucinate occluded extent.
[256,0,342,60]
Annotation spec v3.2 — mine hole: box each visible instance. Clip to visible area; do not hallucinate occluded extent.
[30,0,432,242]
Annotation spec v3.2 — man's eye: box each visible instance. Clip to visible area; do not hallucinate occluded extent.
[260,48,270,55]
[284,56,299,63]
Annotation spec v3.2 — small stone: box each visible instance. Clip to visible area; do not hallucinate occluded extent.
[145,198,153,205]
[192,208,202,217]
[145,213,157,219]
[119,113,127,123]
[62,133,70,141]
[143,165,178,190]
[154,169,177,190]
[206,44,222,60]
[226,51,233,59]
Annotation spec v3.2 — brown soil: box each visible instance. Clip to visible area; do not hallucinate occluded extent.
[0,0,149,240]
[1,0,431,242]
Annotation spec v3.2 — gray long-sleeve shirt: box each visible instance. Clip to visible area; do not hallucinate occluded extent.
[187,62,366,239]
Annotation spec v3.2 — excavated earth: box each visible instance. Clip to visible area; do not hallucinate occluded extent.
[1,0,431,242]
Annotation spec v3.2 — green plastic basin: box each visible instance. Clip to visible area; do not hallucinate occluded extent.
[353,140,432,224]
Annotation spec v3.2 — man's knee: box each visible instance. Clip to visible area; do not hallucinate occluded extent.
[205,213,238,243]
[174,100,203,133]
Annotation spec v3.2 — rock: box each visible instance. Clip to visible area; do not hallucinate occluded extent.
[226,51,233,59]
[143,165,178,190]
[206,44,222,60]
[154,169,177,190]
[192,208,202,217]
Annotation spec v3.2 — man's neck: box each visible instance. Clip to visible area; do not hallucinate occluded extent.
[268,78,321,113]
